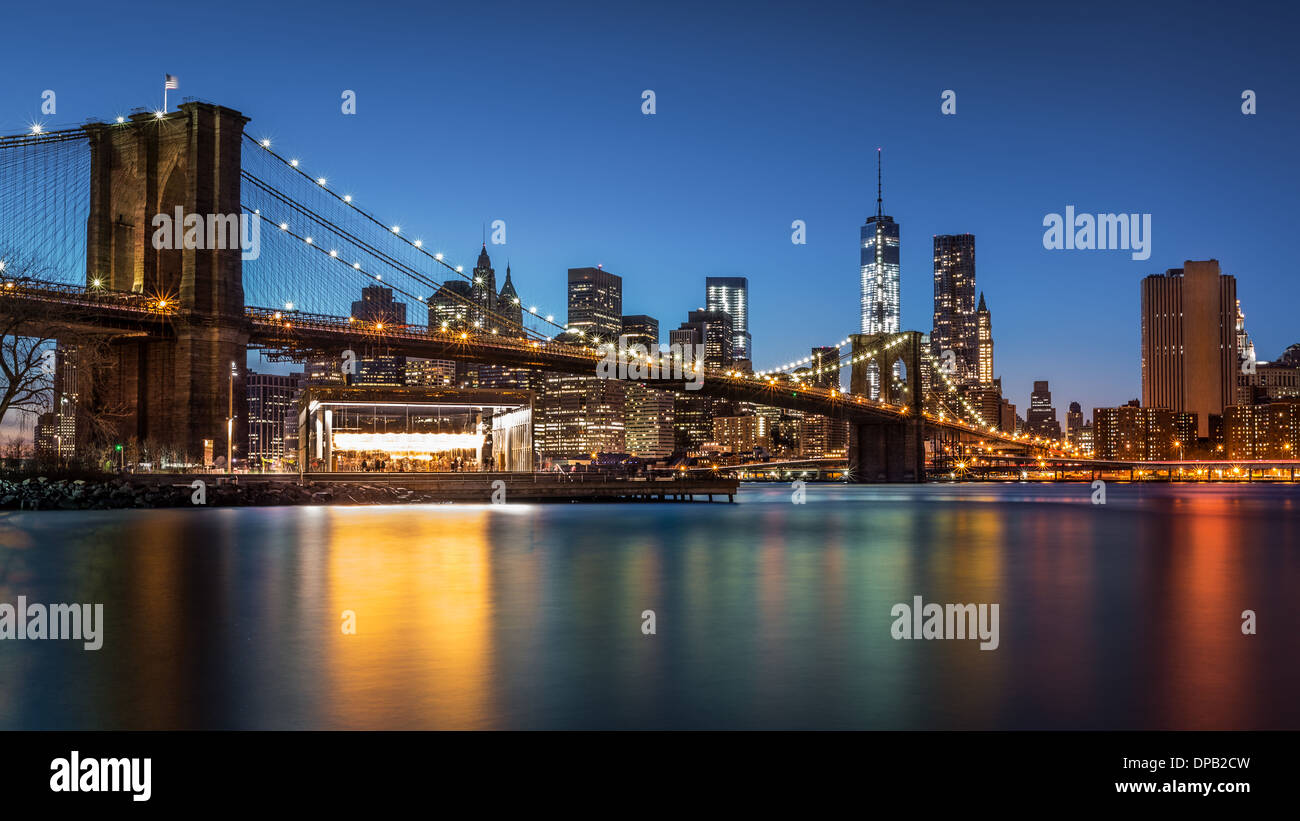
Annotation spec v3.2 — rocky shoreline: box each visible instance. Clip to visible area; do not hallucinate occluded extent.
[0,476,449,511]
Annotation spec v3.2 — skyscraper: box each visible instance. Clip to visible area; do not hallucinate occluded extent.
[428,280,474,329]
[705,276,751,362]
[50,344,78,458]
[496,264,522,333]
[679,309,734,368]
[625,385,675,459]
[620,314,659,350]
[477,261,532,390]
[811,346,841,389]
[567,266,622,341]
[976,292,993,385]
[861,149,900,335]
[350,285,407,386]
[931,234,977,379]
[536,266,626,461]
[1026,380,1061,439]
[352,284,406,325]
[1141,260,1238,438]
[534,377,626,460]
[247,370,305,470]
[470,244,497,327]
[1066,401,1084,443]
[618,314,673,459]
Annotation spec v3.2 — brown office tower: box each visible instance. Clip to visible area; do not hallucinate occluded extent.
[1141,260,1238,439]
[931,234,978,380]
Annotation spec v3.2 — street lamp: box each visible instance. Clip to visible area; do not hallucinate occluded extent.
[228,360,237,473]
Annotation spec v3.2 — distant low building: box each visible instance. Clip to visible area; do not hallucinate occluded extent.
[799,415,848,459]
[535,375,625,461]
[625,383,674,459]
[1076,421,1094,454]
[1224,402,1300,459]
[712,415,770,456]
[34,412,57,459]
[1093,404,1174,461]
[247,370,306,471]
[1237,360,1300,404]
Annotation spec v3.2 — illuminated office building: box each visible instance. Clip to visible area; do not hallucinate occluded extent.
[976,292,993,385]
[861,149,901,398]
[931,234,977,380]
[705,276,751,361]
[1141,261,1238,439]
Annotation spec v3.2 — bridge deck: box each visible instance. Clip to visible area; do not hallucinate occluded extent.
[0,278,1066,453]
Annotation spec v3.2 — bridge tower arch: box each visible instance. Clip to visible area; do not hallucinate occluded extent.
[82,102,249,464]
[846,331,926,482]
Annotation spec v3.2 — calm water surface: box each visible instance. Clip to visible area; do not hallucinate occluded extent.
[1,483,1297,730]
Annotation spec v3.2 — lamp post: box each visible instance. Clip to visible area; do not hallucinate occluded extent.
[228,360,236,474]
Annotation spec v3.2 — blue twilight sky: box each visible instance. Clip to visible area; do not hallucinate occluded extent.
[2,0,1297,423]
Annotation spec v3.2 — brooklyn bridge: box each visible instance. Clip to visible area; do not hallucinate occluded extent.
[0,100,1077,481]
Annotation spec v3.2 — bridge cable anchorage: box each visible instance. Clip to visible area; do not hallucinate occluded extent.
[242,131,570,336]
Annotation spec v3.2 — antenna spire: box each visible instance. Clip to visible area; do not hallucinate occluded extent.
[876,148,883,219]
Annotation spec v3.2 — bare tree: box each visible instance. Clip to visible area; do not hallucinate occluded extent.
[0,314,55,425]
[2,436,27,470]
[0,258,130,463]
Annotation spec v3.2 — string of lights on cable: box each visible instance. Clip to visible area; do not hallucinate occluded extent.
[243,132,569,336]
[753,338,852,377]
[240,171,552,339]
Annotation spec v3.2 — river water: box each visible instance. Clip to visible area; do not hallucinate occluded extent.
[1,483,1296,729]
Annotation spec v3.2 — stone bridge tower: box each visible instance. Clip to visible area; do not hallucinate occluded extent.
[82,102,249,465]
[847,331,926,482]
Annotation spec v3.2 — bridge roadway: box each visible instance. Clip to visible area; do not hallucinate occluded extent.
[245,306,1041,445]
[957,454,1300,472]
[1,278,1059,452]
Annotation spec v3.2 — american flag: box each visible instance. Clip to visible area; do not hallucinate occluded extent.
[164,74,179,90]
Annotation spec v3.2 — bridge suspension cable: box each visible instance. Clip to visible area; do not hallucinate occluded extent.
[920,349,999,429]
[240,172,552,341]
[0,126,89,285]
[242,133,569,335]
[753,337,851,377]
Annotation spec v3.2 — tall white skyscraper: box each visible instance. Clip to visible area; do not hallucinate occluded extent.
[705,276,750,361]
[860,149,901,398]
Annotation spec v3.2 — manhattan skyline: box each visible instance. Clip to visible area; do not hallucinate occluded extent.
[1,0,1296,423]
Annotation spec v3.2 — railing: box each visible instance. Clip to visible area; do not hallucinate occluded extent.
[303,470,731,483]
[0,277,178,316]
[244,304,1055,448]
[246,305,602,361]
[2,279,1062,454]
